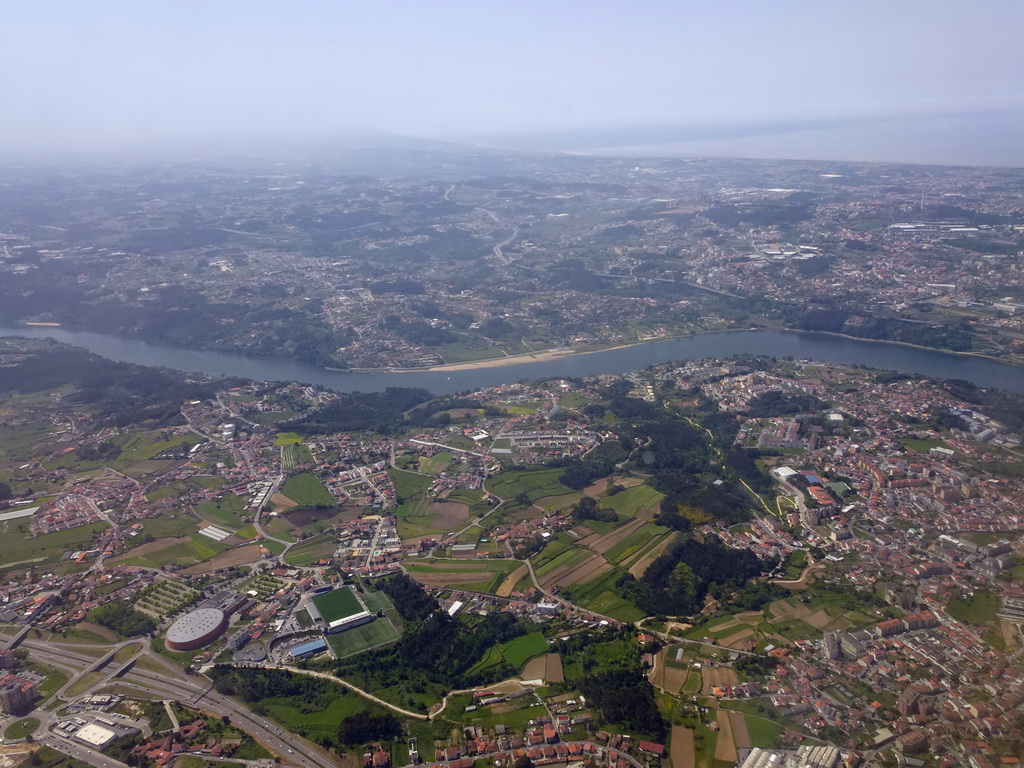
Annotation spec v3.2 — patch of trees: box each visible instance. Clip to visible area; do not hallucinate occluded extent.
[703,202,813,228]
[333,574,529,694]
[558,458,617,491]
[620,536,764,616]
[378,573,437,622]
[290,388,433,435]
[570,497,618,523]
[0,483,10,501]
[578,669,666,741]
[735,654,780,677]
[725,446,772,494]
[76,441,122,462]
[0,344,238,429]
[88,603,156,638]
[337,711,402,745]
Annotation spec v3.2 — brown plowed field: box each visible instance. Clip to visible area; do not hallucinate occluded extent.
[713,709,738,762]
[628,532,678,578]
[670,726,695,768]
[522,655,547,681]
[497,564,528,597]
[545,653,564,683]
[730,712,752,750]
[582,479,608,497]
[719,627,755,648]
[663,665,689,694]
[426,502,470,529]
[541,554,610,590]
[270,492,297,508]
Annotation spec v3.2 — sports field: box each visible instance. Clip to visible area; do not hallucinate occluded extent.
[312,587,364,623]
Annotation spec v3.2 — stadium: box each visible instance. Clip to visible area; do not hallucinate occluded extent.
[308,587,373,634]
[165,608,228,652]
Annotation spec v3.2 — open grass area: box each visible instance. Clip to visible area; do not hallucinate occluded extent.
[946,590,999,625]
[282,472,335,507]
[274,432,304,445]
[283,533,337,566]
[4,716,40,740]
[561,566,646,623]
[121,533,230,568]
[194,492,250,530]
[404,559,519,593]
[389,468,434,518]
[487,468,574,502]
[469,632,548,676]
[419,451,454,475]
[0,520,109,570]
[598,484,663,519]
[281,442,314,470]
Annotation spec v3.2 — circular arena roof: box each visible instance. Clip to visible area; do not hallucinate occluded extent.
[165,608,227,651]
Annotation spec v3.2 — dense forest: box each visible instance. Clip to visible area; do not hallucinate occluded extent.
[0,342,238,428]
[289,388,433,435]
[88,603,156,638]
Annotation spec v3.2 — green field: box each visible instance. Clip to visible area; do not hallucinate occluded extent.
[4,716,40,740]
[327,616,400,658]
[404,559,519,594]
[281,443,314,470]
[195,492,250,530]
[274,432,304,445]
[122,533,230,568]
[561,566,646,623]
[469,632,548,676]
[389,468,434,517]
[946,590,999,625]
[603,522,669,563]
[598,484,663,519]
[419,451,454,475]
[282,472,335,507]
[0,520,110,570]
[312,587,364,623]
[487,468,575,502]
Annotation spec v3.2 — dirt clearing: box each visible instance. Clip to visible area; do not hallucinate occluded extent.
[714,708,738,763]
[662,665,688,694]
[670,726,695,768]
[426,502,470,529]
[730,712,752,750]
[76,621,118,642]
[545,653,564,683]
[522,655,547,682]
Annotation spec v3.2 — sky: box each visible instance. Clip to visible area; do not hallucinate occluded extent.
[3,1,1023,155]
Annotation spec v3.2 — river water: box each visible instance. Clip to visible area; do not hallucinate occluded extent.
[2,325,1022,396]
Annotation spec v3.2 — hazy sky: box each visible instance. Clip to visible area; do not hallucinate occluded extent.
[4,0,1023,153]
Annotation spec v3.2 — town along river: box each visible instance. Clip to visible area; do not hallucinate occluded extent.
[2,325,1023,396]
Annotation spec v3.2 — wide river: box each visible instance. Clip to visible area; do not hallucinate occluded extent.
[2,325,1023,396]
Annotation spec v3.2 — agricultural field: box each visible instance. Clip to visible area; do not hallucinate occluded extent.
[487,468,575,502]
[602,522,671,564]
[419,451,454,475]
[597,484,663,519]
[282,533,337,566]
[115,533,232,569]
[468,632,548,676]
[404,559,519,593]
[560,566,645,623]
[280,442,313,470]
[281,472,335,507]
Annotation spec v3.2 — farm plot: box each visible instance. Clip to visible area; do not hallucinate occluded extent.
[496,564,528,597]
[671,725,695,768]
[542,554,612,592]
[714,708,738,763]
[603,522,670,564]
[535,548,591,588]
[405,560,519,594]
[283,533,337,566]
[487,468,575,502]
[701,666,739,696]
[627,531,679,578]
[545,653,564,683]
[597,484,663,520]
[583,517,647,555]
[426,501,471,530]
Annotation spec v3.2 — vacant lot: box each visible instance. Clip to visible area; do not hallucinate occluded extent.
[671,725,695,768]
[545,653,564,683]
[282,473,335,507]
[427,501,470,529]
